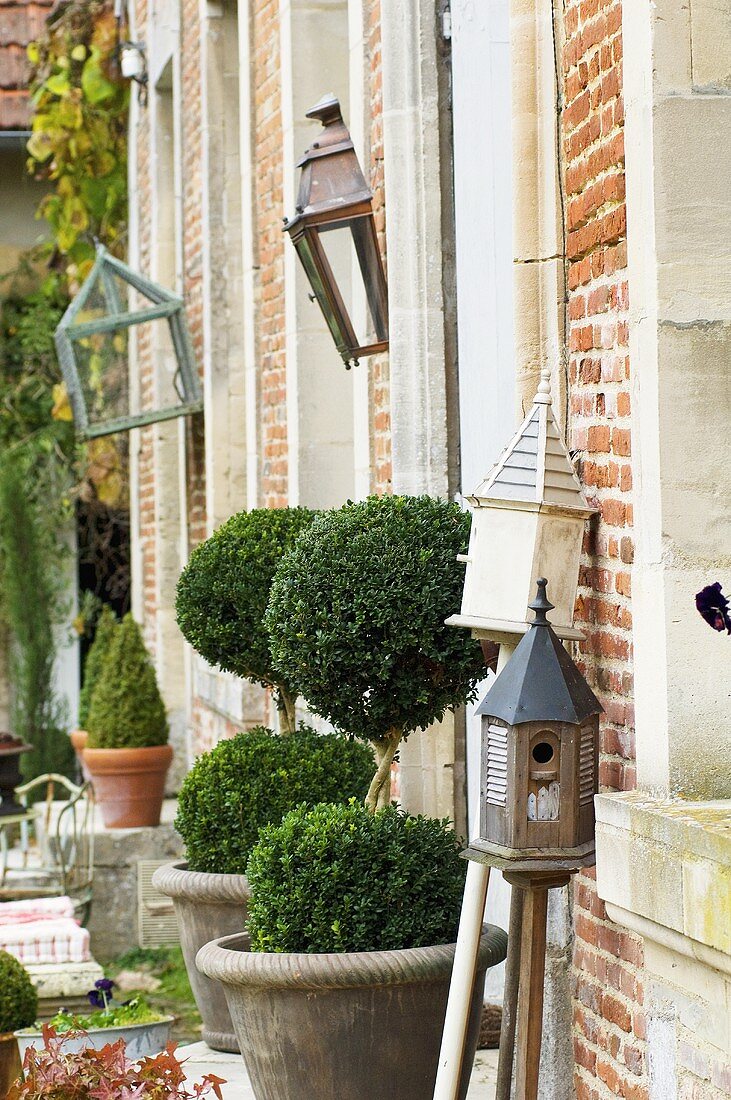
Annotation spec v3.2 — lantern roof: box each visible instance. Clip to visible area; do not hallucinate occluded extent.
[469,369,594,514]
[477,579,603,725]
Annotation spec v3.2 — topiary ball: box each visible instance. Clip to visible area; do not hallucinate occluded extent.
[246,801,468,953]
[78,604,118,729]
[175,507,318,689]
[86,613,168,750]
[265,494,485,745]
[0,951,38,1033]
[175,726,375,876]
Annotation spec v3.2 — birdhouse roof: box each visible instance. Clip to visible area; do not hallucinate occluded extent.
[477,580,603,725]
[469,370,594,513]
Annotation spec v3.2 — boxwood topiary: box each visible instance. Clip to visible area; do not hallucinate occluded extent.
[86,613,168,750]
[266,495,485,810]
[175,726,375,875]
[246,801,467,953]
[0,950,38,1033]
[78,604,118,729]
[175,507,318,733]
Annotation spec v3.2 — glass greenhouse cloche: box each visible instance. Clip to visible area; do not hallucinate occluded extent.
[54,245,202,438]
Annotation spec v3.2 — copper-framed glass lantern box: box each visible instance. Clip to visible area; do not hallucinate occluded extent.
[283,94,389,369]
[55,245,202,439]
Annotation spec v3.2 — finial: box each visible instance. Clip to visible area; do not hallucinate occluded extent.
[529,578,554,625]
[534,367,552,406]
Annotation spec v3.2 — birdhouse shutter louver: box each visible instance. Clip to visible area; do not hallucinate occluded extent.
[485,723,508,806]
[579,725,594,806]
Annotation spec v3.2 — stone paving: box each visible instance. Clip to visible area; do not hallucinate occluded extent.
[179,1041,499,1099]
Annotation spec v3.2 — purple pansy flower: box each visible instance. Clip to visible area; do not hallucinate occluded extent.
[87,977,116,1009]
[696,582,731,634]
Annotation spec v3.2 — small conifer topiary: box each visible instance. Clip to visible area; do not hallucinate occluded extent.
[266,495,485,810]
[86,614,168,750]
[78,605,118,729]
[0,950,38,1033]
[175,725,375,875]
[246,802,467,953]
[175,507,317,734]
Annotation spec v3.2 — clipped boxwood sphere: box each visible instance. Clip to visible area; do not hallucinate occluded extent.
[0,950,38,1033]
[175,507,318,688]
[175,726,375,876]
[247,802,467,953]
[86,613,168,750]
[266,495,485,745]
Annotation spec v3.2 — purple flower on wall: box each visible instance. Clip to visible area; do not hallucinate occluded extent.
[696,583,731,634]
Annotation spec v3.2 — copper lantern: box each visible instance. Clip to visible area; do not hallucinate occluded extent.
[465,579,603,873]
[283,94,388,369]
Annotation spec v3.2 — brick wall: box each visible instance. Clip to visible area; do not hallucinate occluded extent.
[0,0,52,129]
[562,2,646,1097]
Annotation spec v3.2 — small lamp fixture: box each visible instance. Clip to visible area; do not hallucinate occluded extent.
[447,368,597,644]
[283,94,388,369]
[466,578,603,872]
[55,245,202,439]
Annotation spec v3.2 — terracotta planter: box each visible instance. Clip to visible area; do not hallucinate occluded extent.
[69,729,91,784]
[197,926,508,1100]
[152,862,250,1053]
[0,1033,21,1098]
[83,744,173,828]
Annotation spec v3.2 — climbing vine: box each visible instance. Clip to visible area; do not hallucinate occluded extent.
[0,0,130,776]
[27,0,129,287]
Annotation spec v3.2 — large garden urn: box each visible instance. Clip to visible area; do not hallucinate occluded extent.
[0,735,31,816]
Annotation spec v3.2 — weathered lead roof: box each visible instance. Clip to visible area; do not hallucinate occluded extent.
[476,579,603,725]
[469,369,594,513]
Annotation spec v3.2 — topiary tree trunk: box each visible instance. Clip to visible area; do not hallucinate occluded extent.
[365,728,402,813]
[276,685,298,736]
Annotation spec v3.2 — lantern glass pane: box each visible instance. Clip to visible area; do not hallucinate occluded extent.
[69,318,182,433]
[318,217,387,348]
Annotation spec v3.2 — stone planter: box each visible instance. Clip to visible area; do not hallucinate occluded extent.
[152,862,250,1053]
[197,926,508,1100]
[83,744,173,828]
[15,1017,174,1062]
[0,1032,21,1097]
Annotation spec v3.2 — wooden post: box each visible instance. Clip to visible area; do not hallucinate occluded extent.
[494,883,525,1100]
[513,885,549,1100]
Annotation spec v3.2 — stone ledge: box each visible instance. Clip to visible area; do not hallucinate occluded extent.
[595,792,731,958]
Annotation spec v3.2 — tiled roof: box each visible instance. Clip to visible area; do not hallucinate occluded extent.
[0,1,54,130]
[469,368,595,513]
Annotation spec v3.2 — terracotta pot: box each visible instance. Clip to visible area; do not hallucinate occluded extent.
[197,926,508,1100]
[0,1032,21,1098]
[83,744,173,828]
[69,729,91,784]
[152,862,250,1053]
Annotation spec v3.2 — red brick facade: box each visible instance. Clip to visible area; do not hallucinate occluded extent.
[0,0,52,129]
[562,2,647,1097]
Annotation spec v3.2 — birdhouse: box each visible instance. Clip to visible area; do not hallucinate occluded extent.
[465,579,603,872]
[447,369,596,644]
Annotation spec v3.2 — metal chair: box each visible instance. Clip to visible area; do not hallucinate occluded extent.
[0,773,95,925]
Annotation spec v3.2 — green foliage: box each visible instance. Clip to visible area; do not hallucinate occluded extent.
[0,458,74,783]
[175,507,317,729]
[78,603,117,728]
[266,495,485,745]
[246,802,467,954]
[175,726,375,876]
[0,951,38,1032]
[27,1,129,282]
[46,997,165,1033]
[86,613,168,749]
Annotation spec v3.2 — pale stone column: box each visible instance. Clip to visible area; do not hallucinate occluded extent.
[279,0,356,510]
[380,0,458,820]
[623,0,731,799]
[200,0,247,532]
[511,0,565,424]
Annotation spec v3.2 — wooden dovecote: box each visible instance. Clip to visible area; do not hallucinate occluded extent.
[447,369,596,644]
